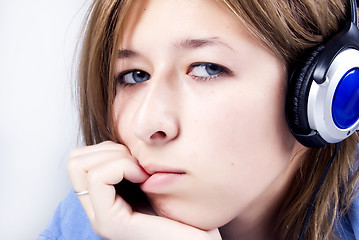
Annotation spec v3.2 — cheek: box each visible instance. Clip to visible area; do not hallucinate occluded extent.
[112,89,135,143]
[180,78,295,216]
[188,80,293,161]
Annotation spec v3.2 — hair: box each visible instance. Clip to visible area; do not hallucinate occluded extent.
[76,0,359,239]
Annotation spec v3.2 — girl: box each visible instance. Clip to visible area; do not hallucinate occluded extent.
[40,0,359,239]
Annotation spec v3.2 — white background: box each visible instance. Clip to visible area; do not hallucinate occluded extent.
[0,0,90,239]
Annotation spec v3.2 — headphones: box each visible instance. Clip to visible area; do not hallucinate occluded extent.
[286,0,359,148]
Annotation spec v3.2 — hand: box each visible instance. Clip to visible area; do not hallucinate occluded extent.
[68,141,222,240]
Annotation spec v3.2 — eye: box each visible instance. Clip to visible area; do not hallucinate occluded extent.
[116,70,151,86]
[188,63,231,81]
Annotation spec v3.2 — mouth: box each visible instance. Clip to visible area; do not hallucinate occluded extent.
[139,164,186,193]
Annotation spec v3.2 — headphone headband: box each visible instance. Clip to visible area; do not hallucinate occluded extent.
[350,0,358,25]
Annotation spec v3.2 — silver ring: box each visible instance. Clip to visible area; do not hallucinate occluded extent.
[74,190,89,196]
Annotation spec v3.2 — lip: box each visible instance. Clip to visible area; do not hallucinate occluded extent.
[139,164,186,193]
[138,162,185,175]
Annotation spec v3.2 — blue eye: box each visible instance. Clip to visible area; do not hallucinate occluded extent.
[117,70,150,86]
[188,63,230,80]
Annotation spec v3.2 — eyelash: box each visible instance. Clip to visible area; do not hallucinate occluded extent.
[115,69,148,88]
[187,62,232,81]
[115,62,232,87]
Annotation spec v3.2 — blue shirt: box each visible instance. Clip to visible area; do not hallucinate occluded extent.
[39,189,359,240]
[39,190,103,240]
[337,189,359,239]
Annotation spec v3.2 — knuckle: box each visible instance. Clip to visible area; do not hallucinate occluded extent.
[68,147,83,159]
[67,155,82,174]
[99,140,115,147]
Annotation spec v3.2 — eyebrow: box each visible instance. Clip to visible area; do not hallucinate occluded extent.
[117,37,232,58]
[117,49,137,58]
[175,37,232,49]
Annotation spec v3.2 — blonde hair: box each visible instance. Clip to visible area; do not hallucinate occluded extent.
[77,0,130,145]
[76,0,359,239]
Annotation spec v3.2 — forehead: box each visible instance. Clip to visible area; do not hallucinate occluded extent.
[119,0,250,47]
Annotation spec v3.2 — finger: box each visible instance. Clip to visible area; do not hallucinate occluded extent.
[76,191,96,222]
[68,149,137,191]
[69,141,131,159]
[73,154,146,222]
[68,143,137,222]
[87,158,149,220]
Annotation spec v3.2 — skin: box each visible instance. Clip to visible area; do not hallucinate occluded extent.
[68,0,305,239]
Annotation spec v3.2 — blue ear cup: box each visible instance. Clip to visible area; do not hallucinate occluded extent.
[332,68,359,129]
[286,18,359,148]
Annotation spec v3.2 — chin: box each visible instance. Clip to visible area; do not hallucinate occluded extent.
[149,196,230,231]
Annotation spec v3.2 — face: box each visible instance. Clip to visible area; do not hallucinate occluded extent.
[113,0,299,230]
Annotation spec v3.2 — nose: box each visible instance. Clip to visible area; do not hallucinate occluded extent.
[132,73,180,145]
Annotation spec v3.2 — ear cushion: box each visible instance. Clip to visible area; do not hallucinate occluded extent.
[286,44,326,134]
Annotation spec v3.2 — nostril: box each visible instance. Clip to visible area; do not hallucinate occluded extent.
[150,131,167,139]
